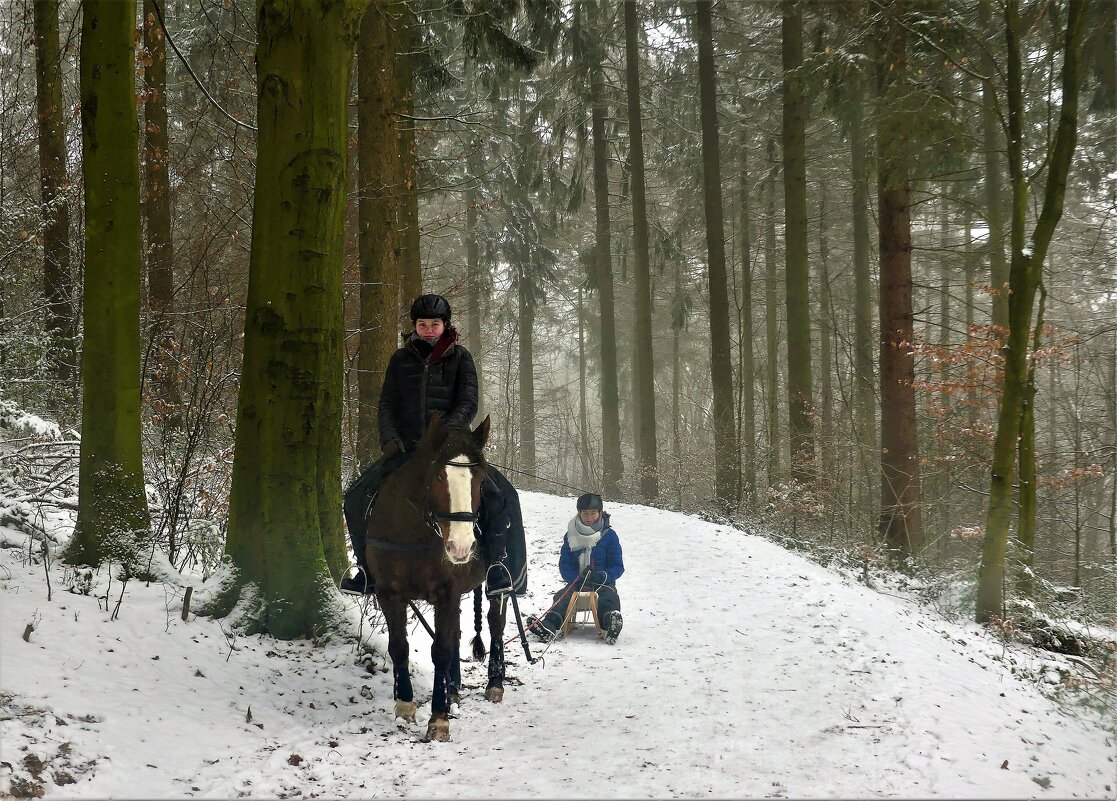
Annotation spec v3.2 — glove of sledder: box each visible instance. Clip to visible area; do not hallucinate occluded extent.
[580,567,608,587]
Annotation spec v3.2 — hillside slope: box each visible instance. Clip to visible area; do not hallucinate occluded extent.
[1,491,1112,798]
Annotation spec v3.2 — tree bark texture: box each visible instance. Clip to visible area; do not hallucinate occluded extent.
[222,0,369,638]
[356,2,403,464]
[623,0,658,501]
[876,3,923,556]
[781,0,814,479]
[695,0,738,512]
[68,0,151,568]
[977,0,1087,624]
[32,0,75,382]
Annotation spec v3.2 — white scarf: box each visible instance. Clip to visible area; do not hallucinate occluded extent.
[566,516,603,572]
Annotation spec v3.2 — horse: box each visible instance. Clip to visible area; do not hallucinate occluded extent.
[365,413,508,742]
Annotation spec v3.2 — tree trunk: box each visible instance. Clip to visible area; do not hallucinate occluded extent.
[465,60,485,424]
[518,273,536,475]
[980,0,1009,334]
[977,0,1086,624]
[739,140,756,506]
[1016,285,1045,597]
[849,73,877,492]
[397,8,422,303]
[578,286,591,487]
[695,0,737,513]
[591,58,623,497]
[32,0,75,383]
[817,193,834,450]
[142,0,179,412]
[765,139,781,485]
[219,0,368,638]
[356,2,402,465]
[67,0,151,569]
[876,3,923,557]
[781,0,814,479]
[623,0,657,501]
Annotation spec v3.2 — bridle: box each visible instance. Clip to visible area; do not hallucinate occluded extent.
[425,458,484,530]
[366,457,485,552]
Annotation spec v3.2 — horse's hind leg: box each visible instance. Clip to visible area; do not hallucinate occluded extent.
[380,595,415,722]
[485,595,507,703]
[424,597,460,742]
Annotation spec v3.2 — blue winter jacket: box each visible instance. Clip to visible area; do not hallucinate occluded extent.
[558,513,624,585]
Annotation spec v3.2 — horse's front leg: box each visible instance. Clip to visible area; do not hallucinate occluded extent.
[425,597,460,742]
[485,595,507,702]
[380,594,416,723]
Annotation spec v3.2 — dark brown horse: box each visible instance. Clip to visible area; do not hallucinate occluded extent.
[365,414,508,742]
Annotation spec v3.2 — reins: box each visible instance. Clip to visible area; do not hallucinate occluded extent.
[484,461,591,496]
[366,456,484,551]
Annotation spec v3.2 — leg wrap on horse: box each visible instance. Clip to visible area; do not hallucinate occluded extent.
[393,665,414,703]
[432,671,454,714]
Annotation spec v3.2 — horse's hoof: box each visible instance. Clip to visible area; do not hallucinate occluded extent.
[423,717,451,742]
[394,701,417,723]
[485,685,504,703]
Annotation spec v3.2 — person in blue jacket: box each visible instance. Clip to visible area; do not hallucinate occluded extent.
[527,492,624,644]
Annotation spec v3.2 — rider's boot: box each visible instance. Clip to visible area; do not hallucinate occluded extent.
[484,530,512,597]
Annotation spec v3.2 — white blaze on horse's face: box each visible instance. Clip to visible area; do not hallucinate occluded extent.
[443,455,477,564]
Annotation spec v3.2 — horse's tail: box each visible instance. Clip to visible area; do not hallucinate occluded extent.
[471,586,486,660]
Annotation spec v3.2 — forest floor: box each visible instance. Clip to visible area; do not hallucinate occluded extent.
[1,490,1114,799]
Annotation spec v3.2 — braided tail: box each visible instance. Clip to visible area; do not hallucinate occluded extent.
[471,586,486,660]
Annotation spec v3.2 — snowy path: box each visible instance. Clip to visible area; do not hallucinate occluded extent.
[1,492,1113,798]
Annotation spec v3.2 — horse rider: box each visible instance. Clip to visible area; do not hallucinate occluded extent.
[340,293,524,598]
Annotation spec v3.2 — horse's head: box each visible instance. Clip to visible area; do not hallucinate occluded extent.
[419,414,491,565]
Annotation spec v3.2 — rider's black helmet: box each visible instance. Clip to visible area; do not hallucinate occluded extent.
[410,294,452,323]
[576,493,603,511]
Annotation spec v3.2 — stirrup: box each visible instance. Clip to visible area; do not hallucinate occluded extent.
[485,563,512,597]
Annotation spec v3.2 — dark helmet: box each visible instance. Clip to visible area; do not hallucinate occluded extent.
[410,294,451,323]
[576,492,603,512]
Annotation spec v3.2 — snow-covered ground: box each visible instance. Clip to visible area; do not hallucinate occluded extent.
[1,490,1114,798]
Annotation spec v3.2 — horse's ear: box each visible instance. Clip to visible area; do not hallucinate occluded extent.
[473,415,491,448]
[425,413,449,448]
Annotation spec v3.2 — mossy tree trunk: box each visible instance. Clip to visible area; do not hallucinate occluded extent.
[67,0,151,569]
[216,0,370,638]
[976,0,1087,624]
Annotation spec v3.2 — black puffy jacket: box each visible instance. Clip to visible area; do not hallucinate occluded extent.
[378,328,478,451]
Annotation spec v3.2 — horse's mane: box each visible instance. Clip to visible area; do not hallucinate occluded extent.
[435,425,486,466]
